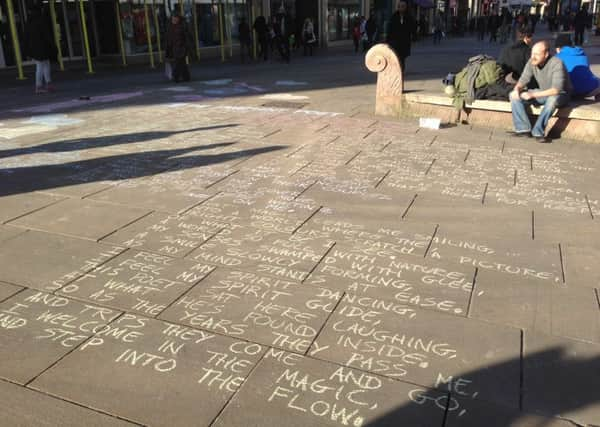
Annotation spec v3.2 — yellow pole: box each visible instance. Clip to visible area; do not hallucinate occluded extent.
[115,0,127,66]
[218,2,225,62]
[192,0,199,60]
[49,0,64,70]
[152,0,162,63]
[227,0,232,58]
[251,3,256,60]
[144,0,155,67]
[5,0,25,80]
[78,0,94,73]
[179,0,189,64]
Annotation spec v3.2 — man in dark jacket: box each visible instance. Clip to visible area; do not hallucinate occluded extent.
[574,5,589,46]
[26,7,57,93]
[386,0,416,72]
[498,27,533,84]
[166,11,191,82]
[253,15,269,61]
[238,17,252,63]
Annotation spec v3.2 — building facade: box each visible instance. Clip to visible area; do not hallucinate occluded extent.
[1,0,596,74]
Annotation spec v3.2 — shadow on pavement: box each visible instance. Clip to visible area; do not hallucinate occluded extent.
[0,125,239,160]
[366,345,599,426]
[0,143,285,197]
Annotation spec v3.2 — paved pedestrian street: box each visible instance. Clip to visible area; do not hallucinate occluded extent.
[1,71,600,427]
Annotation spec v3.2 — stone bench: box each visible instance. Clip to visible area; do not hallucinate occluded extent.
[365,43,600,142]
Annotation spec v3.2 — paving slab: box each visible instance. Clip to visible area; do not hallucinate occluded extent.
[426,227,564,285]
[0,380,139,427]
[445,397,578,427]
[212,350,447,427]
[471,269,600,344]
[406,193,532,241]
[300,210,436,249]
[523,332,600,425]
[309,301,521,408]
[8,198,152,241]
[0,230,125,291]
[0,289,121,384]
[0,192,64,224]
[305,245,475,318]
[102,212,222,258]
[562,244,600,289]
[160,268,340,353]
[0,281,23,302]
[0,224,26,243]
[187,226,334,282]
[57,250,214,317]
[30,314,265,427]
[533,208,599,247]
[186,198,318,234]
[87,175,214,213]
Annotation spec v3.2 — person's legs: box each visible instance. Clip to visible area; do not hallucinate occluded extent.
[574,29,583,45]
[586,78,600,99]
[531,94,568,137]
[42,60,51,86]
[510,96,533,133]
[34,60,44,92]
[172,59,182,82]
[181,59,190,81]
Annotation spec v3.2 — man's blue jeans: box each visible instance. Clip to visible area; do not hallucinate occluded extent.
[511,91,569,137]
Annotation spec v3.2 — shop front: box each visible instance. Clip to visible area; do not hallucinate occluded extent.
[327,0,361,41]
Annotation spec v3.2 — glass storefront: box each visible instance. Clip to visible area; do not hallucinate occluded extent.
[0,0,366,69]
[327,0,361,41]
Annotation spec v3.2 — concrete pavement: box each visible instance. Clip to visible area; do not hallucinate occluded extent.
[0,30,600,427]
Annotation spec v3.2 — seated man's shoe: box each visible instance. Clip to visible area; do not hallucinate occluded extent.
[506,130,531,138]
[534,135,551,143]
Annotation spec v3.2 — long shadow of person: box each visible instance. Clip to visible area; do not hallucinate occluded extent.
[0,124,239,160]
[0,143,285,198]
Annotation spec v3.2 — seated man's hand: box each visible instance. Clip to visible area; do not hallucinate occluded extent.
[509,90,520,101]
[520,91,533,101]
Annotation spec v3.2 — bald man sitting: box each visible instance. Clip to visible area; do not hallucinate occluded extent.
[509,40,572,143]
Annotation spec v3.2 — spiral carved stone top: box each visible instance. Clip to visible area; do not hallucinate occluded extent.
[364,44,404,116]
[365,48,388,73]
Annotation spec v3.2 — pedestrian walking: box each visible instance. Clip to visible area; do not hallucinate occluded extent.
[165,11,191,83]
[386,0,416,73]
[488,12,499,42]
[302,17,317,56]
[433,11,445,44]
[253,15,269,61]
[477,13,487,41]
[273,11,290,63]
[238,17,252,63]
[25,6,57,94]
[365,15,378,50]
[574,5,590,46]
[352,20,361,53]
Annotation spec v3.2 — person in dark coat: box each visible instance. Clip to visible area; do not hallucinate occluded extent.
[498,26,534,84]
[253,15,269,61]
[165,11,191,83]
[365,15,378,50]
[25,6,57,93]
[386,0,416,72]
[574,5,589,46]
[238,17,252,63]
